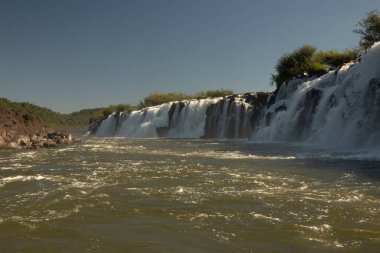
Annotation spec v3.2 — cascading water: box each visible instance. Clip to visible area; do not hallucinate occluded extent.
[94,94,267,138]
[95,99,225,138]
[93,42,380,145]
[117,103,173,137]
[253,42,380,148]
[202,96,262,138]
[167,98,220,138]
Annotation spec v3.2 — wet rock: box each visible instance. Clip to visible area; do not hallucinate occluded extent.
[275,105,287,112]
[43,139,56,147]
[243,92,270,108]
[17,135,31,146]
[156,127,169,137]
[0,139,8,149]
[293,88,322,139]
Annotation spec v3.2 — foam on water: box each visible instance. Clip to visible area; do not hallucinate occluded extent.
[0,138,379,252]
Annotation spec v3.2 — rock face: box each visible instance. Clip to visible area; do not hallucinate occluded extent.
[0,108,80,149]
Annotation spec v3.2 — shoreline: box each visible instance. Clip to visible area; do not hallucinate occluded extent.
[0,131,81,149]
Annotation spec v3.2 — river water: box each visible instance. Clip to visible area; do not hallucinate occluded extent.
[0,138,379,252]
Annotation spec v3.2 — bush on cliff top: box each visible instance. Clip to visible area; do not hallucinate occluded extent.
[271,45,328,87]
[91,103,136,122]
[138,92,191,109]
[137,89,234,109]
[315,50,359,69]
[271,45,358,87]
[193,89,234,99]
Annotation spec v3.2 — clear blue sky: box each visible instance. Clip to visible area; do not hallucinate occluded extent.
[1,0,379,113]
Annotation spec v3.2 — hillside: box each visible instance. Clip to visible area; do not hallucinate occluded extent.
[0,98,102,132]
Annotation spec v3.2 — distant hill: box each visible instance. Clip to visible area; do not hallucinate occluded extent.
[0,98,103,132]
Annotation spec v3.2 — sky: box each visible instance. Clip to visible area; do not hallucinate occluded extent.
[1,0,379,113]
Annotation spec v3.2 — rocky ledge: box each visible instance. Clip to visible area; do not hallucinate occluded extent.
[0,108,80,149]
[0,132,81,149]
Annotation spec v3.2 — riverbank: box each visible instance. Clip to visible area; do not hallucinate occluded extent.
[0,107,80,149]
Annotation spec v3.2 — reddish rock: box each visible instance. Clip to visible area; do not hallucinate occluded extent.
[0,139,8,149]
[0,107,78,149]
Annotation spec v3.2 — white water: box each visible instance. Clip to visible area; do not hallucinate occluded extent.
[167,98,220,138]
[96,98,226,138]
[254,42,380,148]
[118,102,173,137]
[95,96,259,138]
[95,42,380,148]
[96,112,118,137]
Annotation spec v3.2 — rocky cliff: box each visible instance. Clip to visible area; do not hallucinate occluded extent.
[0,107,79,149]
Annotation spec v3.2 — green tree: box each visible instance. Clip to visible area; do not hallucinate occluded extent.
[316,49,358,69]
[354,10,380,50]
[271,45,328,87]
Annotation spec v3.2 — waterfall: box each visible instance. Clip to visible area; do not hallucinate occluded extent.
[202,96,263,138]
[253,42,380,148]
[95,112,118,137]
[93,42,380,146]
[94,94,267,138]
[167,98,220,138]
[117,102,173,137]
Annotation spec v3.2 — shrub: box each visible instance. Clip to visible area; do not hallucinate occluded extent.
[138,92,191,108]
[316,50,359,68]
[271,45,360,87]
[271,45,329,87]
[354,10,380,50]
[193,89,234,99]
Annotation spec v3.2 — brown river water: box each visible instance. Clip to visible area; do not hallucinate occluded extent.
[0,138,379,252]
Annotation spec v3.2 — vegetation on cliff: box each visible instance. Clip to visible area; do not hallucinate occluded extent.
[138,89,233,109]
[0,98,100,131]
[272,10,379,87]
[271,45,358,87]
[354,10,380,50]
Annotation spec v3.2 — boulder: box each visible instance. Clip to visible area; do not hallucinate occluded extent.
[0,139,8,149]
[8,142,20,149]
[0,129,6,138]
[17,135,31,146]
[43,139,56,147]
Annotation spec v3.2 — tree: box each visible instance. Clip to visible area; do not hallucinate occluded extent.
[315,49,358,69]
[354,10,380,50]
[271,45,328,87]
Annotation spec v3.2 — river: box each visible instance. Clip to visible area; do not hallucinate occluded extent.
[0,138,379,252]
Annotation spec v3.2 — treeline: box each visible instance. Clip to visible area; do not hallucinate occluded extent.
[93,89,234,122]
[137,89,233,108]
[272,10,380,87]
